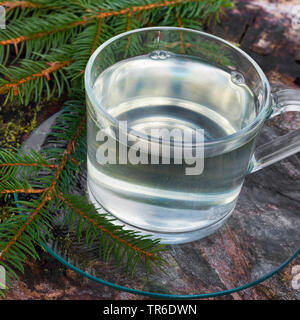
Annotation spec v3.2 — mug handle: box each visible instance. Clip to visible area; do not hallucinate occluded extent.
[250,89,300,173]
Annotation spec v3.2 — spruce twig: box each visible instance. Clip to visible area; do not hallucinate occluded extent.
[0,0,233,104]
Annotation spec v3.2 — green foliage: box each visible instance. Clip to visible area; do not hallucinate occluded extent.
[0,0,233,104]
[57,194,167,275]
[0,199,53,289]
[0,98,167,296]
[0,149,54,180]
[0,0,233,296]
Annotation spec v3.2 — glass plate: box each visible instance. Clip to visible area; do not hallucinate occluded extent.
[16,112,300,299]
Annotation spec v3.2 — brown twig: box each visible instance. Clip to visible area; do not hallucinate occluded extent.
[90,18,103,55]
[0,162,57,169]
[0,0,198,49]
[176,12,185,54]
[126,10,132,50]
[0,60,72,96]
[0,1,41,11]
[0,17,91,50]
[0,188,48,194]
[95,0,192,19]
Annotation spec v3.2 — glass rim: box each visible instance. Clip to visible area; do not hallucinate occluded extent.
[85,26,271,147]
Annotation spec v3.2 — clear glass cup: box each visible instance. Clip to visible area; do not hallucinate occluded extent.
[85,27,300,244]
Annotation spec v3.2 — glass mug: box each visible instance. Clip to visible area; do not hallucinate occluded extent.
[85,27,300,244]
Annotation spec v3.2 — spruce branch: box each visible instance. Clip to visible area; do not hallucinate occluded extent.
[0,1,41,11]
[55,192,165,268]
[0,60,71,95]
[0,149,57,168]
[0,149,57,190]
[0,172,49,195]
[0,58,72,104]
[0,15,92,48]
[90,17,103,55]
[0,0,232,104]
[0,0,80,15]
[0,106,86,291]
[0,163,57,168]
[0,0,196,52]
[0,188,48,194]
[0,198,55,291]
